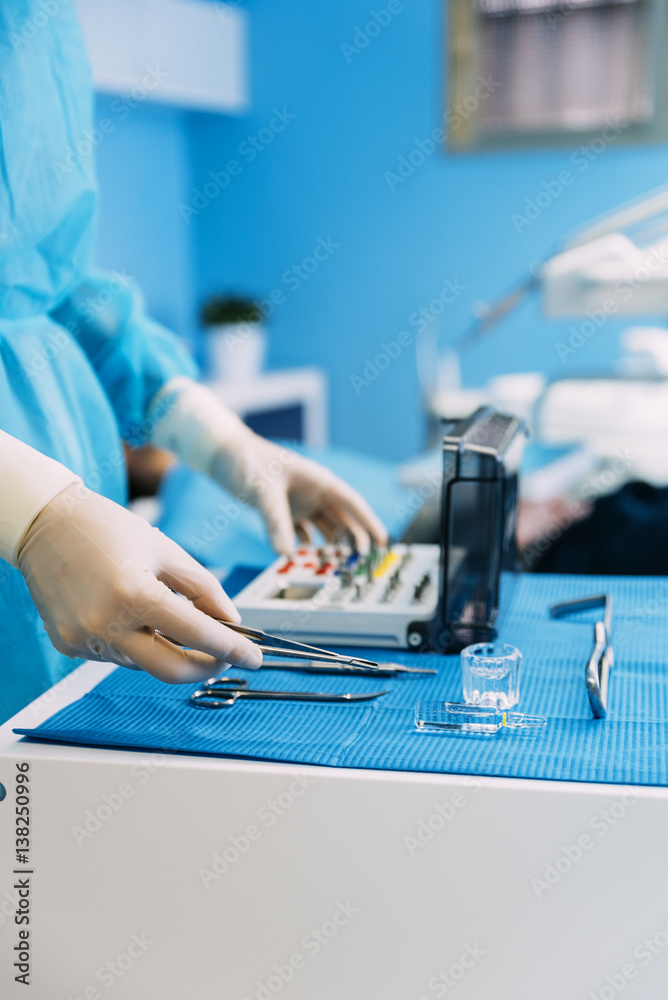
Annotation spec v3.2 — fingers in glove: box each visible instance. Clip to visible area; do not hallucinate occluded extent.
[114,630,228,684]
[325,506,371,555]
[257,487,296,555]
[321,480,387,548]
[146,586,262,669]
[311,513,342,547]
[295,521,312,545]
[155,532,241,623]
[47,628,141,669]
[86,636,137,667]
[44,628,87,662]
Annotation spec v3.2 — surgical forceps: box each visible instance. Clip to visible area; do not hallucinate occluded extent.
[259,658,437,677]
[189,676,389,709]
[220,621,384,668]
[550,594,613,719]
[162,618,420,673]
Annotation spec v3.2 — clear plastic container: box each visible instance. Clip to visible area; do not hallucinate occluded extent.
[461,642,522,710]
[415,700,546,737]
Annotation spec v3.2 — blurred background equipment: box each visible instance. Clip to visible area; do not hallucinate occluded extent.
[423,185,668,574]
[71,0,668,575]
[75,0,668,464]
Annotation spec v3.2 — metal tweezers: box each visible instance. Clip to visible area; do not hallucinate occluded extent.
[259,658,436,677]
[550,594,613,719]
[223,622,436,675]
[162,619,436,675]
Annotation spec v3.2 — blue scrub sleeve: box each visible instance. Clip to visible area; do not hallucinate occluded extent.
[50,270,198,447]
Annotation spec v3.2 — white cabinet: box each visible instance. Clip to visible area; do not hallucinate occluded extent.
[2,663,668,999]
[206,367,329,447]
[74,0,248,113]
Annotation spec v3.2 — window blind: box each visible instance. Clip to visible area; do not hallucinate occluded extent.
[473,0,653,133]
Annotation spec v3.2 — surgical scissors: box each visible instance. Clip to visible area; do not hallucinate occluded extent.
[189,676,389,709]
[550,594,613,719]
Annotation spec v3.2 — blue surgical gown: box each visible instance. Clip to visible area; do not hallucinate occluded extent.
[0,4,196,722]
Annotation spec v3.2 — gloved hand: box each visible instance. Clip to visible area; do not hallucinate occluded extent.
[210,432,387,555]
[150,378,387,554]
[17,483,262,681]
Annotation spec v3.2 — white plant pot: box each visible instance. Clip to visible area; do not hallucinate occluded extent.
[204,321,267,382]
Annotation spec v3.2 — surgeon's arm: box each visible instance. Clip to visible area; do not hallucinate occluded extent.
[0,431,260,679]
[53,271,387,553]
[50,270,198,448]
[148,377,387,554]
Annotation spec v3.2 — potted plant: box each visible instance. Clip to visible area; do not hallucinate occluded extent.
[200,294,266,381]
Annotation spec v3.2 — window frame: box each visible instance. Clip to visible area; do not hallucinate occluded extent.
[446,0,668,152]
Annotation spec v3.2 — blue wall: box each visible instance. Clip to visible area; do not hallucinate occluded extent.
[94,95,197,347]
[96,0,668,461]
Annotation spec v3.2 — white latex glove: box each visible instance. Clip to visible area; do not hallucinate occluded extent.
[17,483,262,681]
[210,436,387,555]
[150,378,387,555]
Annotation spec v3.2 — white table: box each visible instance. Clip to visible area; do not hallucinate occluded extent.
[1,664,667,999]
